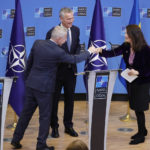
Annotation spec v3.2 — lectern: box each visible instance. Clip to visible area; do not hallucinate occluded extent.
[87,70,119,150]
[0,77,16,150]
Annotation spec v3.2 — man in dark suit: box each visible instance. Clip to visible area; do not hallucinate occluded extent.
[46,7,81,138]
[11,26,97,150]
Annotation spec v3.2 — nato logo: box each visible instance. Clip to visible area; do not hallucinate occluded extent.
[0,29,2,38]
[91,40,106,49]
[112,8,121,17]
[35,8,52,18]
[72,7,78,16]
[7,44,26,73]
[104,7,112,17]
[71,7,87,16]
[24,27,35,36]
[104,7,121,17]
[1,47,8,57]
[86,26,91,36]
[95,75,108,99]
[44,8,52,17]
[140,8,147,18]
[84,40,107,70]
[96,75,108,88]
[148,9,150,18]
[2,9,15,20]
[78,7,87,16]
[80,43,86,52]
[121,26,126,36]
[35,8,43,17]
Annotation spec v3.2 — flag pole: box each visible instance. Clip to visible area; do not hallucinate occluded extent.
[119,101,136,122]
[12,111,17,130]
[6,105,18,130]
[4,105,17,142]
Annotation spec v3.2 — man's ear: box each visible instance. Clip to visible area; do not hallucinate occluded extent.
[56,37,62,45]
[59,16,63,22]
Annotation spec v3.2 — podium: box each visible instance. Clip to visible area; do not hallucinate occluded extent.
[0,77,16,150]
[87,70,119,150]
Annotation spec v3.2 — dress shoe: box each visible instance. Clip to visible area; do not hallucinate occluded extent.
[36,145,54,150]
[65,127,78,137]
[129,137,145,145]
[131,130,148,139]
[11,140,22,149]
[51,128,59,138]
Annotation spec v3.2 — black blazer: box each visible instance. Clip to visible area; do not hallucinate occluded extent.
[101,42,150,84]
[25,40,90,93]
[46,25,81,73]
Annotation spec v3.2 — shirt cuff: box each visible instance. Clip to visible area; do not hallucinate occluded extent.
[88,50,92,55]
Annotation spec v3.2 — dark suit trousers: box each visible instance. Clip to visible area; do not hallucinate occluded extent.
[12,87,53,149]
[135,111,147,133]
[51,69,76,128]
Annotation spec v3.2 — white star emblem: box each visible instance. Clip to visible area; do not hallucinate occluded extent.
[91,40,106,49]
[89,40,107,67]
[99,79,104,85]
[89,53,107,67]
[8,44,26,73]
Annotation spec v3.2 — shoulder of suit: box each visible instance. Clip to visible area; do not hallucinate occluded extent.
[48,27,54,33]
[34,40,49,46]
[71,25,80,31]
[121,42,130,50]
[35,39,46,43]
[46,27,54,39]
[141,44,150,52]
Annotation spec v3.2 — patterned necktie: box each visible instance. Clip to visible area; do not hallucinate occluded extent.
[67,29,71,51]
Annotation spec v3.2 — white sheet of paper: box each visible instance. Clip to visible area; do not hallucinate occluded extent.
[121,68,138,83]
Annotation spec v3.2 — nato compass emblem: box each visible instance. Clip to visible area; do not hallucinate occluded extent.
[7,44,26,73]
[85,40,107,70]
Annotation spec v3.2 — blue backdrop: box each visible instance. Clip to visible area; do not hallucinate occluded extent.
[0,0,150,94]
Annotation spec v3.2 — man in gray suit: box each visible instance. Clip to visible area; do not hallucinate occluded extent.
[11,26,97,150]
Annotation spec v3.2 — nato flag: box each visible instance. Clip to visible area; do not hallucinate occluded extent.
[5,0,26,116]
[84,0,107,92]
[84,0,108,72]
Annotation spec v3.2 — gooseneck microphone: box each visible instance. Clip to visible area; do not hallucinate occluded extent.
[108,41,122,72]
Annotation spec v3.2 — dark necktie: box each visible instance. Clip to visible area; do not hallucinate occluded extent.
[67,29,71,51]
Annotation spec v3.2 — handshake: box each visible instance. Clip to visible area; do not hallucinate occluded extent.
[88,45,103,54]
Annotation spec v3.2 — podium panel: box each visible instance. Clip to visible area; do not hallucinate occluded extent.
[87,70,118,150]
[0,77,14,150]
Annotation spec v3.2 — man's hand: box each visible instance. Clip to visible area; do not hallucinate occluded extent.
[88,45,99,54]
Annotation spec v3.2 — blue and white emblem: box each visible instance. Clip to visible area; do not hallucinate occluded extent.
[7,44,26,73]
[85,40,107,71]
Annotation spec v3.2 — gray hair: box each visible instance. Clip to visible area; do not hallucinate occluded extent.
[51,26,67,39]
[59,7,73,18]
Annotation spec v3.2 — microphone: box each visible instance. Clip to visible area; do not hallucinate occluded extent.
[108,42,122,72]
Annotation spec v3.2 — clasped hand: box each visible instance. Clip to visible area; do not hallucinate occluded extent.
[88,46,103,54]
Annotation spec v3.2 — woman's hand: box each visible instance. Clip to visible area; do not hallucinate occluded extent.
[128,69,139,76]
[96,47,103,53]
